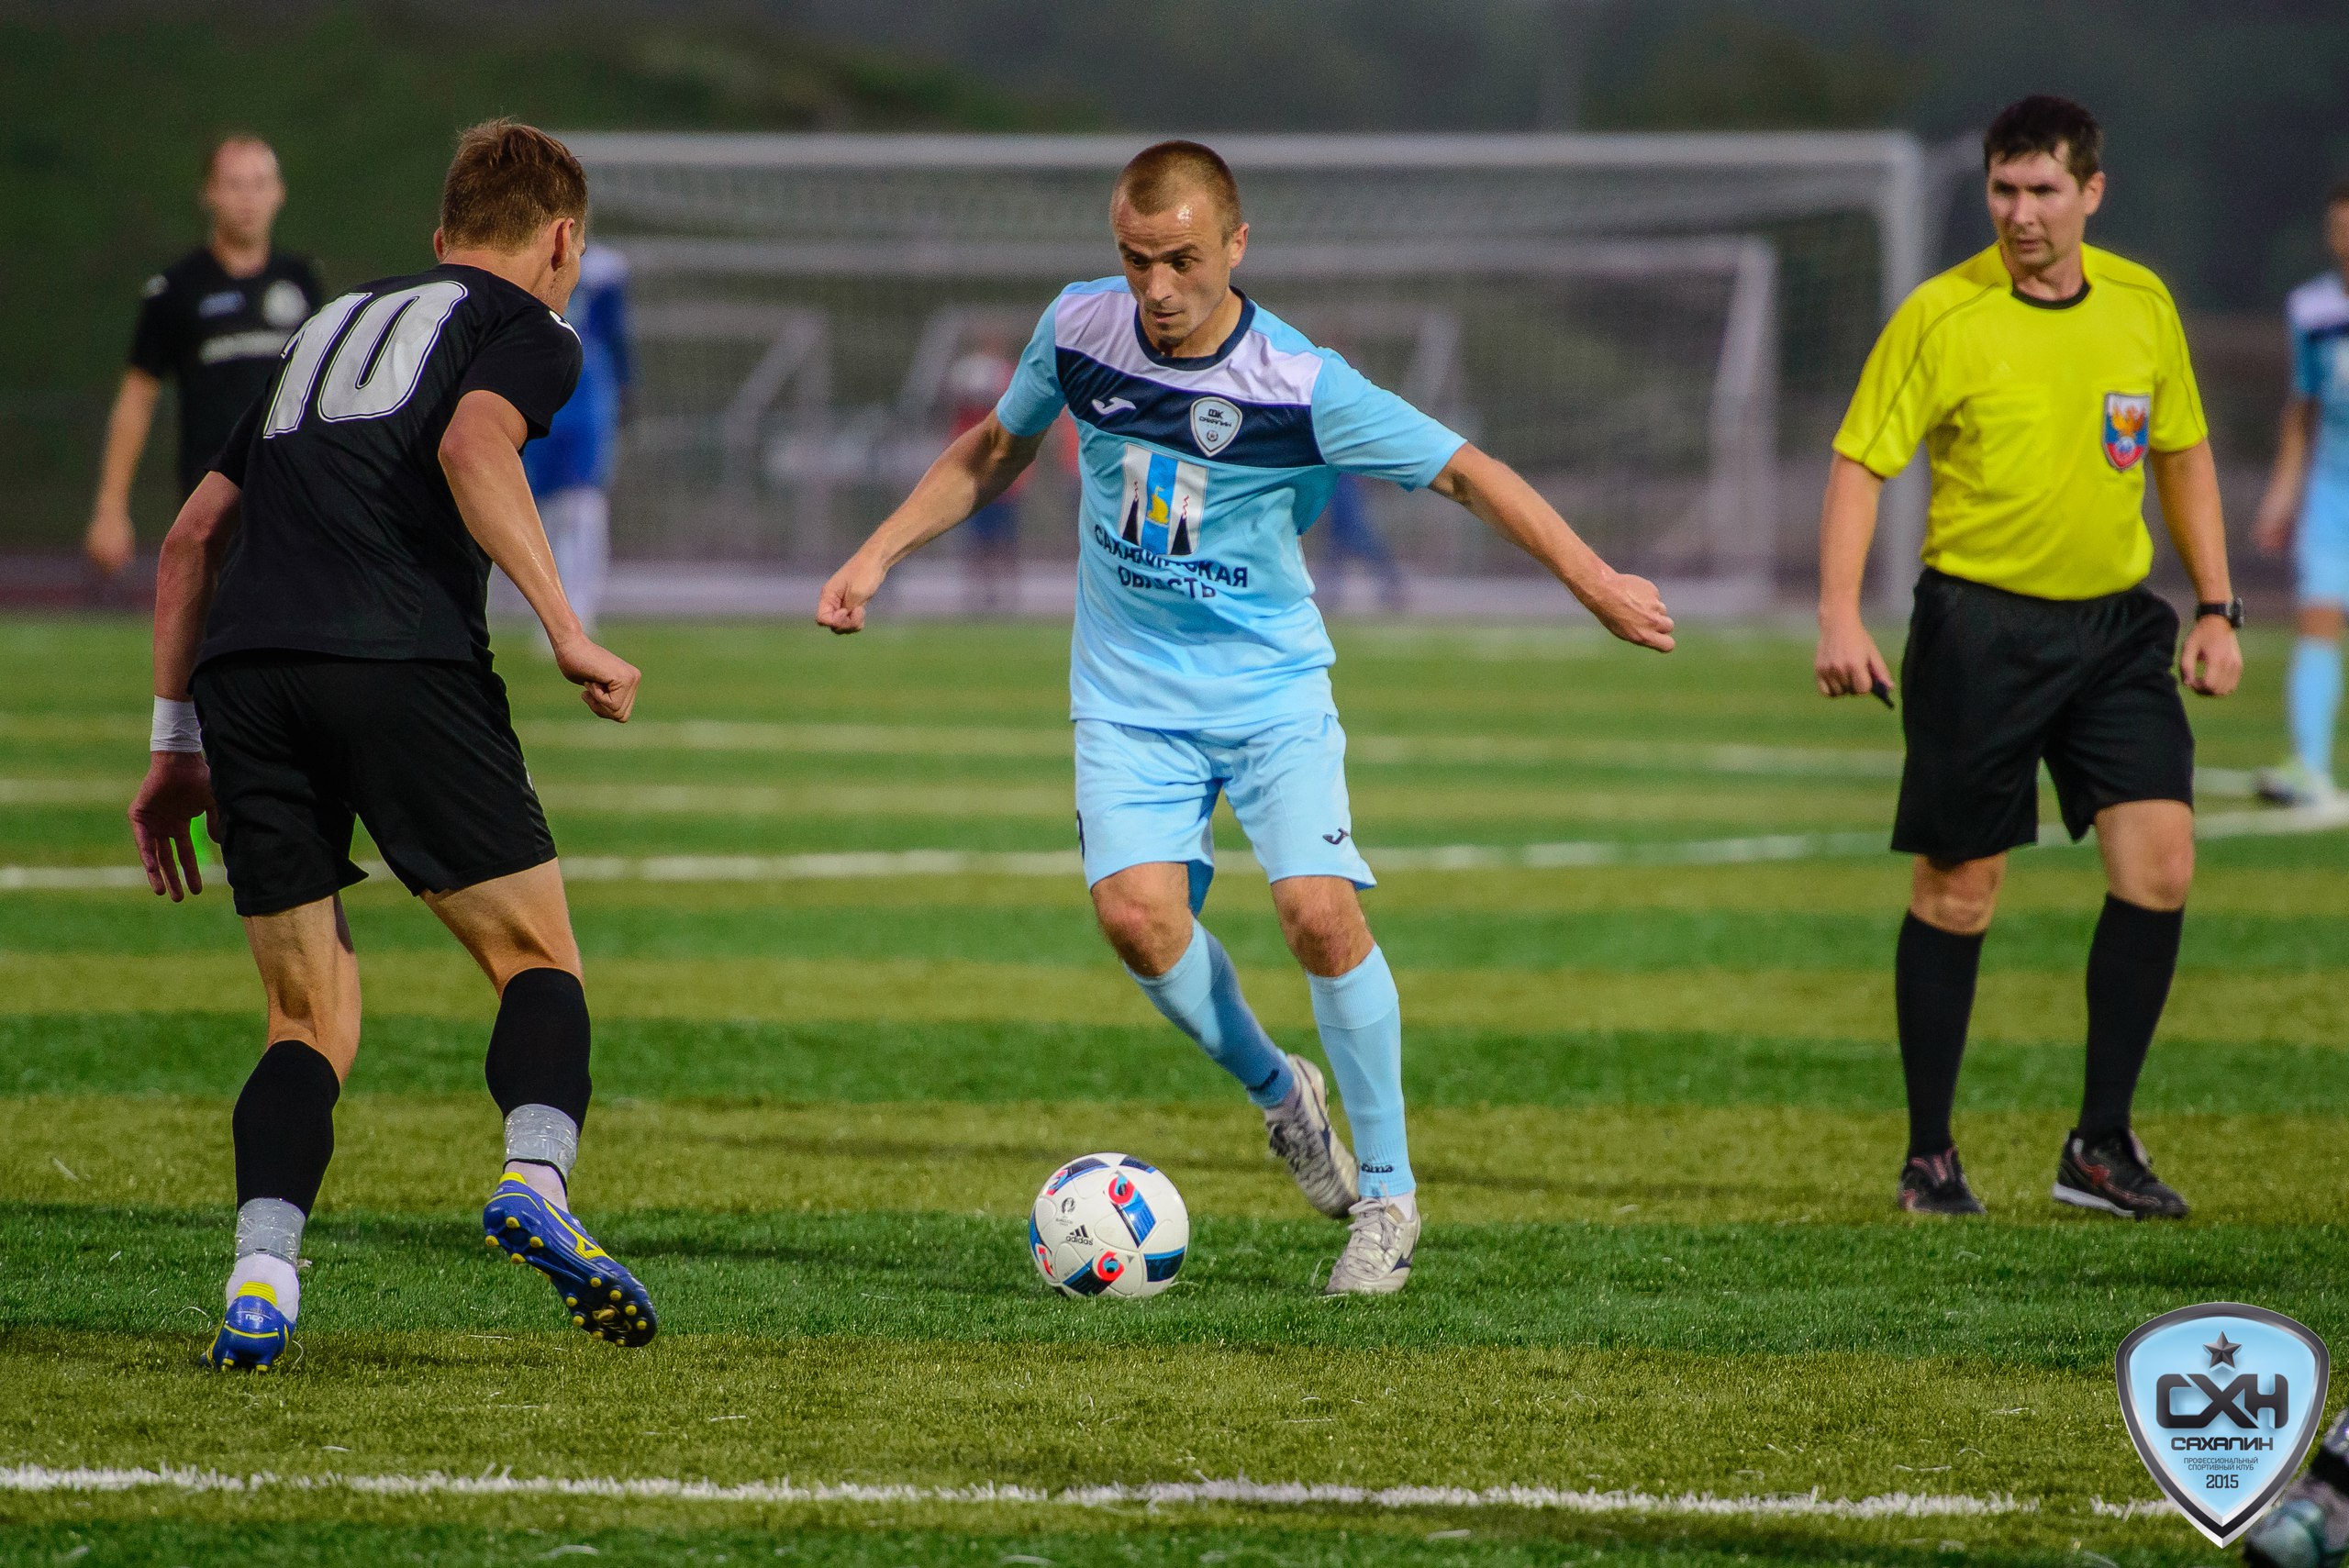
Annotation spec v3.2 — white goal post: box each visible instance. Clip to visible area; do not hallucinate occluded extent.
[566,131,1945,613]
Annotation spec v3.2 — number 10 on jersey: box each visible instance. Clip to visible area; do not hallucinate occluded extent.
[264,281,469,436]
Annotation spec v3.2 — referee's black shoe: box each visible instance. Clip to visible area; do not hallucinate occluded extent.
[2052,1128,2189,1219]
[1897,1148,1986,1216]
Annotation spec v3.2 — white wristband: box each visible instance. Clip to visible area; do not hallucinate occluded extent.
[150,696,203,754]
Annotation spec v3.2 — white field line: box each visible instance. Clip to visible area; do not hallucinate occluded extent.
[0,1463,2038,1519]
[6,806,2345,894]
[2089,1496,2183,1519]
[0,706,2282,793]
[513,721,1915,780]
[3,759,2274,818]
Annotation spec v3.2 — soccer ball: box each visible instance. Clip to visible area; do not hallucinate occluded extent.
[1028,1153,1189,1299]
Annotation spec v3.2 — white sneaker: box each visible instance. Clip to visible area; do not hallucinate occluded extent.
[1323,1195,1419,1296]
[1264,1054,1357,1219]
[2255,760,2341,809]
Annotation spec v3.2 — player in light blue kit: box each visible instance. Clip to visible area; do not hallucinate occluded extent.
[818,142,1674,1295]
[524,242,630,635]
[2253,182,2349,810]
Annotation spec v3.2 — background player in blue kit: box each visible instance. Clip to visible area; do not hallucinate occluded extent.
[2253,180,2349,810]
[818,140,1673,1296]
[522,242,631,636]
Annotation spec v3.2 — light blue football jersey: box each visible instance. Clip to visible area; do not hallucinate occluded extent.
[996,278,1464,730]
[2288,272,2349,484]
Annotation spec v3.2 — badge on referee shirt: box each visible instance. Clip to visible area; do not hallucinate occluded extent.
[2102,391,2153,472]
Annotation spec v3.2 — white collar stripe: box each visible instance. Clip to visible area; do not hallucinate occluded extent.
[1054,287,1324,408]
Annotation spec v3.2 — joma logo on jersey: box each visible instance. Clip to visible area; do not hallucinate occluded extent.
[2103,391,2153,472]
[1119,444,1208,557]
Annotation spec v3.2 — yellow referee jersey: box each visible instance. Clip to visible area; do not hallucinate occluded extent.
[1832,243,2209,600]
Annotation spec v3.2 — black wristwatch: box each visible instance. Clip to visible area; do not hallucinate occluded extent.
[2195,596,2244,629]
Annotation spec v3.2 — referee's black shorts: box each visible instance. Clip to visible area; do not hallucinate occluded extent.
[191,652,557,917]
[1893,568,2194,864]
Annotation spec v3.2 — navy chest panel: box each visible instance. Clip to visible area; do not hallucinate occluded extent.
[1057,348,1322,468]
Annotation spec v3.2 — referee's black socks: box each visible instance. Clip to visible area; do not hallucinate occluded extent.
[2078,895,2183,1145]
[1896,913,1984,1159]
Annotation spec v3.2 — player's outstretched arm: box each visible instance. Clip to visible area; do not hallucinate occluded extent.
[817,413,1046,634]
[2254,395,2315,556]
[87,369,161,577]
[2151,439,2243,698]
[1428,443,1674,651]
[1814,454,1894,698]
[132,472,240,900]
[440,389,640,722]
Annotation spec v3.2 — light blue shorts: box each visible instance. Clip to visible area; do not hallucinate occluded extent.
[2299,471,2349,606]
[1074,713,1375,909]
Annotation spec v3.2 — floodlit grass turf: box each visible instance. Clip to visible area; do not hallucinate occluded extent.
[2,615,2343,1566]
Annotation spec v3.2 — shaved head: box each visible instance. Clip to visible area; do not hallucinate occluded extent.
[1113,139,1242,237]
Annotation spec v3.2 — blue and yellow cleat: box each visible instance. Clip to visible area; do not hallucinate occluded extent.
[482,1174,657,1348]
[205,1284,292,1372]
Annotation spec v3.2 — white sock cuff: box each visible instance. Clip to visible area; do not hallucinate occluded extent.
[227,1250,301,1321]
[1308,944,1398,1030]
[504,1104,580,1178]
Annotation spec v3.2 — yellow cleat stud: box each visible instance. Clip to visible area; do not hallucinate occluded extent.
[528,1237,542,1250]
[609,1288,622,1301]
[564,1296,577,1307]
[508,1251,525,1264]
[573,1315,585,1327]
[505,1217,521,1229]
[484,1234,499,1248]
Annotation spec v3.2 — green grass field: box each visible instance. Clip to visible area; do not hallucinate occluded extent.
[3,614,2345,1568]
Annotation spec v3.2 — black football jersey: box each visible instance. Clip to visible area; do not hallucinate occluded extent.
[128,248,323,495]
[199,263,582,668]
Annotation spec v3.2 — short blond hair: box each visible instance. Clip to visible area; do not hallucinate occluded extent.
[203,133,275,185]
[438,119,588,252]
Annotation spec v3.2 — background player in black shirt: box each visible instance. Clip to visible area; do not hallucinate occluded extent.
[124,120,654,1370]
[85,135,321,577]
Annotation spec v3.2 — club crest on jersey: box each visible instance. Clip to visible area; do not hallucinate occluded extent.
[2102,391,2153,472]
[1190,396,1242,457]
[1119,444,1209,557]
[262,280,311,329]
[2114,1302,2329,1547]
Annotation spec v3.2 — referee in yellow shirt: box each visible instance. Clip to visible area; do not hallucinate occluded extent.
[1815,95,2242,1219]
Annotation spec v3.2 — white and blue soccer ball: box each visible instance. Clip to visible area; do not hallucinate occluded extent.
[1029,1153,1188,1299]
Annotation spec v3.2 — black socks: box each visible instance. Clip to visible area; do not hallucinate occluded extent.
[1895,895,2182,1160]
[233,1040,342,1212]
[2078,895,2183,1144]
[1895,913,1985,1159]
[484,966,593,1126]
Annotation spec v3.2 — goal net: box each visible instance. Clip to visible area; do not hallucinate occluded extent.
[566,132,1943,612]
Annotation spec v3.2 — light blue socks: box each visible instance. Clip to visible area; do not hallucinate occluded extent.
[1130,922,1295,1109]
[1308,945,1413,1198]
[2289,637,2343,783]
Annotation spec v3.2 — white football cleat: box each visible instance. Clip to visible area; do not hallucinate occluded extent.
[1264,1053,1357,1219]
[1323,1195,1419,1296]
[2255,760,2342,810]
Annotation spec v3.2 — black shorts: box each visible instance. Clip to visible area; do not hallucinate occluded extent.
[192,652,556,917]
[1893,569,2194,863]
